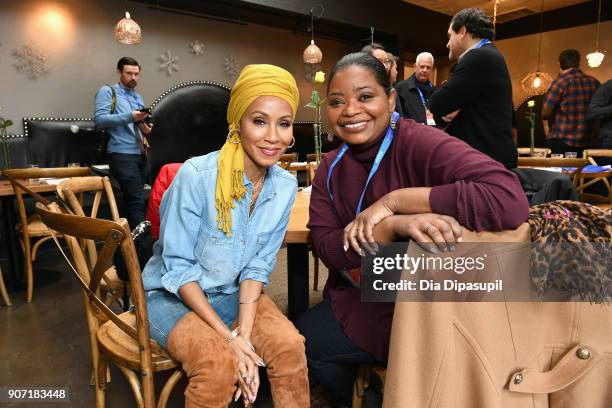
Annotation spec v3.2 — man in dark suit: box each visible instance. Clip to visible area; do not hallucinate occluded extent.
[429,8,517,169]
[395,52,438,126]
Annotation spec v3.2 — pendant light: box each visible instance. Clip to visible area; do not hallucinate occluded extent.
[115,2,141,45]
[303,4,323,64]
[520,0,552,94]
[586,0,605,68]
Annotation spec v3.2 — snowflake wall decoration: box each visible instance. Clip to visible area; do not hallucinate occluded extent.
[224,55,240,80]
[13,43,49,79]
[158,50,179,76]
[189,40,205,57]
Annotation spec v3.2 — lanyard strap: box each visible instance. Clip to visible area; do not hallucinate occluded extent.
[326,111,399,215]
[475,38,491,49]
[415,82,433,107]
[117,84,143,111]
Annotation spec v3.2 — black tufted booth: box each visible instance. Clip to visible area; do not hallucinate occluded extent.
[23,118,102,167]
[287,122,342,161]
[147,81,231,183]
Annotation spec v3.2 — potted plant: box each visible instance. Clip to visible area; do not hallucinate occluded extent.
[304,71,326,165]
[0,106,14,169]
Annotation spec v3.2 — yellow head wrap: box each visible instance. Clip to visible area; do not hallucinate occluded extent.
[216,64,299,235]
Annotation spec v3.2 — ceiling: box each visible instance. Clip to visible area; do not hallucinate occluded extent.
[402,0,590,22]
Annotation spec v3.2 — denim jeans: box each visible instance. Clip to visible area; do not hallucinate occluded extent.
[108,152,146,228]
[145,288,239,349]
[295,299,378,406]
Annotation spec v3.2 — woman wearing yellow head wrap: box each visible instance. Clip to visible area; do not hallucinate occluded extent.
[142,64,309,407]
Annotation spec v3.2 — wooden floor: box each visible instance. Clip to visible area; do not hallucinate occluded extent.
[0,248,382,407]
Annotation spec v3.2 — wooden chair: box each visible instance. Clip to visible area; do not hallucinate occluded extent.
[353,364,386,408]
[2,166,90,302]
[278,152,299,170]
[56,176,124,308]
[37,204,183,408]
[516,157,588,186]
[0,266,11,306]
[517,147,551,157]
[579,149,612,204]
[306,162,321,290]
[306,152,326,163]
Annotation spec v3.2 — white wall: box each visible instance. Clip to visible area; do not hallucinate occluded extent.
[0,0,352,133]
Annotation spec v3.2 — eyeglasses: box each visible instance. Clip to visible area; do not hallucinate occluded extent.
[380,58,392,68]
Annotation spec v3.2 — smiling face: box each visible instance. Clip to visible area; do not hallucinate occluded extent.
[326,65,395,146]
[239,95,294,176]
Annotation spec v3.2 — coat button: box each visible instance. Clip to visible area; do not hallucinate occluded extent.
[513,373,523,385]
[576,347,591,360]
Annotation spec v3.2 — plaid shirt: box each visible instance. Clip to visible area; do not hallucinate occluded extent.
[543,68,600,146]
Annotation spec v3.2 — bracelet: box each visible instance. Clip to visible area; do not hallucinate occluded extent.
[239,297,260,305]
[225,326,241,343]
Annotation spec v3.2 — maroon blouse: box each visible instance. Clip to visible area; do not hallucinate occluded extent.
[307,119,529,362]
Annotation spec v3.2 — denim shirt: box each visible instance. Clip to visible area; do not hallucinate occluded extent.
[94,83,144,155]
[142,151,297,297]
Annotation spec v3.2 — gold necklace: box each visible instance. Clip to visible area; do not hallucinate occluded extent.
[249,174,265,214]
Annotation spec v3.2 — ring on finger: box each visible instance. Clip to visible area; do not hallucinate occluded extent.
[423,222,433,234]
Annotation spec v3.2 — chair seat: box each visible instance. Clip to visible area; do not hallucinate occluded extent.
[16,214,57,237]
[97,311,179,372]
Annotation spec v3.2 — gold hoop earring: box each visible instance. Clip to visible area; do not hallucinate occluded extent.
[226,128,241,144]
[287,137,295,149]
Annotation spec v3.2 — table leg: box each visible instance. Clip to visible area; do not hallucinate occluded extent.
[1,196,22,290]
[287,243,310,321]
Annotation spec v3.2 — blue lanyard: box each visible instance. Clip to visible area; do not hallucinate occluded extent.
[415,82,433,107]
[326,111,399,215]
[117,84,143,111]
[475,38,491,49]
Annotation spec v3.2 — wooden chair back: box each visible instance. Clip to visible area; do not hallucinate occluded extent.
[517,147,551,157]
[583,149,612,162]
[36,204,163,405]
[57,176,120,268]
[306,153,326,163]
[278,152,299,170]
[517,156,588,184]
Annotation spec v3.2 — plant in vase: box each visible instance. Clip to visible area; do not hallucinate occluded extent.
[0,106,14,169]
[525,100,536,156]
[304,70,326,165]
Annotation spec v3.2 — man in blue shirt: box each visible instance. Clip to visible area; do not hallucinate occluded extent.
[94,57,152,228]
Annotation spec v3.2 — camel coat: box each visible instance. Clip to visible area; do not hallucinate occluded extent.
[383,224,611,407]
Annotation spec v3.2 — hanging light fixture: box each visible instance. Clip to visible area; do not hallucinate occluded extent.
[115,9,142,45]
[303,4,323,64]
[521,0,552,94]
[587,0,605,68]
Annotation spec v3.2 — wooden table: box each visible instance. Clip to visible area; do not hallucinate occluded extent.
[284,191,312,321]
[0,180,59,289]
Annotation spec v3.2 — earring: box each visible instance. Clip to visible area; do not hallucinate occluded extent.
[287,136,295,149]
[226,126,241,144]
[389,113,397,130]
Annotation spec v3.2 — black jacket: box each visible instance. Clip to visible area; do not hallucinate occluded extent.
[587,79,612,148]
[395,74,436,124]
[429,43,517,169]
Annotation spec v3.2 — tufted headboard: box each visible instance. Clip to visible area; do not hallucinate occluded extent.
[23,117,101,167]
[147,81,231,183]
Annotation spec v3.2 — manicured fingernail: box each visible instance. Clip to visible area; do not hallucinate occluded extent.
[450,245,455,252]
[246,377,251,385]
[258,360,266,367]
[343,243,348,252]
[457,237,463,242]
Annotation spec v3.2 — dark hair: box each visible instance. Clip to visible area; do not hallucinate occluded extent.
[117,57,140,71]
[450,8,494,40]
[559,49,580,70]
[361,42,386,56]
[327,52,392,95]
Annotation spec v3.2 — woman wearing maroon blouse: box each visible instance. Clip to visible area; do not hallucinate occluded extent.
[295,53,529,407]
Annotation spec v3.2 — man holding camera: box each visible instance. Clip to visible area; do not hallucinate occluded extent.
[94,56,152,228]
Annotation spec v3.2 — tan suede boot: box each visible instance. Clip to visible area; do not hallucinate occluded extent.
[167,312,237,408]
[251,295,310,407]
